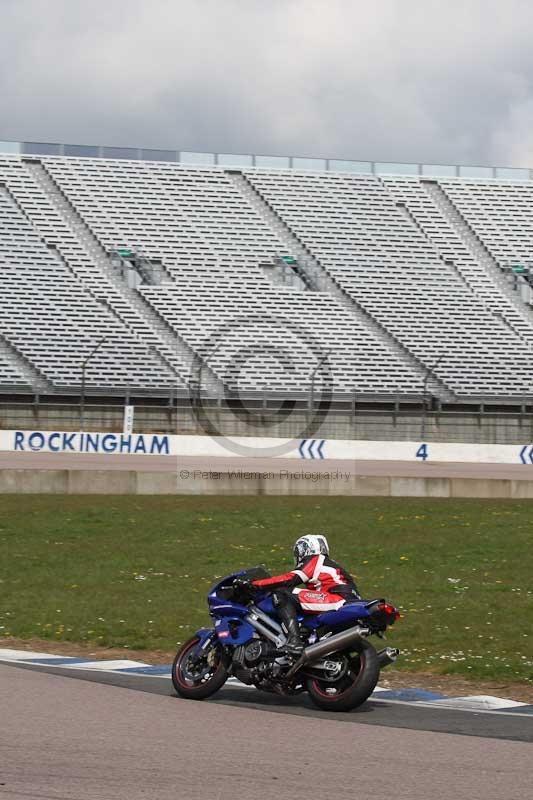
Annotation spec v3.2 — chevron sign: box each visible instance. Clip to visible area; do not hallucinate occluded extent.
[299,439,325,459]
[519,445,533,464]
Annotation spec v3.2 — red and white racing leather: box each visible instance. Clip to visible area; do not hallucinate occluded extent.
[292,588,345,612]
[291,554,349,592]
[252,554,356,613]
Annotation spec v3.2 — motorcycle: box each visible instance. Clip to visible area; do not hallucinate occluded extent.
[172,567,401,712]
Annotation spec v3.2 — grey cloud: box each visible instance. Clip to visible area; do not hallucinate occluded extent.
[2,0,533,167]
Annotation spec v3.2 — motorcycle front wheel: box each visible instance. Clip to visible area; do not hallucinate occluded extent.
[305,639,379,712]
[172,635,228,700]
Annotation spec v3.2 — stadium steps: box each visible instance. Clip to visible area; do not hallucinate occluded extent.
[25,161,223,396]
[393,197,533,349]
[0,331,52,392]
[45,246,180,387]
[394,201,473,290]
[227,172,327,291]
[422,180,533,328]
[0,188,56,393]
[0,185,174,393]
[229,171,453,401]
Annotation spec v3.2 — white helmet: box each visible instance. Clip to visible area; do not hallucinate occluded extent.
[293,534,329,566]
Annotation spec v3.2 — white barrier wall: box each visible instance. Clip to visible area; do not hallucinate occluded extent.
[2,430,533,464]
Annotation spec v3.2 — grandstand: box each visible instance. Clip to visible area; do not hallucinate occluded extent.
[1,139,533,437]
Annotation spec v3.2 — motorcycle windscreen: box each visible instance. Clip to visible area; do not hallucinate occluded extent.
[208,566,271,597]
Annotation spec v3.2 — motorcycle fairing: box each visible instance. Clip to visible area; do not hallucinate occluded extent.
[188,627,216,659]
[255,595,276,615]
[301,601,372,630]
[208,593,249,617]
[213,617,256,645]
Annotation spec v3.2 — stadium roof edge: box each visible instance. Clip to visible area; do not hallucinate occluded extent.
[0,138,532,181]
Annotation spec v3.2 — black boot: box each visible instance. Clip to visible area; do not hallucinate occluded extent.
[282,614,304,656]
[274,591,304,655]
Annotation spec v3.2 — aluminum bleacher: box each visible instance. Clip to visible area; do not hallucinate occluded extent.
[245,169,533,397]
[1,149,533,400]
[0,344,29,388]
[140,276,423,394]
[42,157,286,278]
[0,165,176,392]
[382,176,533,342]
[438,178,533,271]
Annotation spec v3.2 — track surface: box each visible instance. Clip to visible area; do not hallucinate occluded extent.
[1,663,532,800]
[2,450,533,479]
[7,660,532,740]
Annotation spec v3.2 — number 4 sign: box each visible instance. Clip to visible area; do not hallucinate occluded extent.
[416,443,428,461]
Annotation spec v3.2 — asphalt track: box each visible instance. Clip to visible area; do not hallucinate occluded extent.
[2,450,533,479]
[1,662,532,800]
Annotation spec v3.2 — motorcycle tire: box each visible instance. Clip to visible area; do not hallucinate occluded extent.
[172,635,228,700]
[305,638,380,712]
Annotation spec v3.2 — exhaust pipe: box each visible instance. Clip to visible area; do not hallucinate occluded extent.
[286,625,366,680]
[377,647,400,668]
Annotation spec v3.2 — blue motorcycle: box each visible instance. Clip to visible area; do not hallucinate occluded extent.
[172,567,401,711]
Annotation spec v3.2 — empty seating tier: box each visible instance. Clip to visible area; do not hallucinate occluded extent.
[0,164,176,391]
[1,151,533,400]
[245,169,533,397]
[0,346,30,388]
[140,277,423,394]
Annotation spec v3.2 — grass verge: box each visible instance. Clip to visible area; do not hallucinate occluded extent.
[0,494,531,683]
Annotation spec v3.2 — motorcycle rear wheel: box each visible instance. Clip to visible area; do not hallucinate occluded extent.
[305,639,379,712]
[172,635,228,700]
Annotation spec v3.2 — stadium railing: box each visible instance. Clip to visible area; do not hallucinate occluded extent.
[1,138,532,181]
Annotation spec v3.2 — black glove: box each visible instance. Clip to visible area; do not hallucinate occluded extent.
[234,576,252,590]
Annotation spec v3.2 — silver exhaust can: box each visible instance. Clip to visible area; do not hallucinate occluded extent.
[377,647,400,668]
[302,625,367,664]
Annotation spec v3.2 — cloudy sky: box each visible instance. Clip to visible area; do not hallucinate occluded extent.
[2,0,533,167]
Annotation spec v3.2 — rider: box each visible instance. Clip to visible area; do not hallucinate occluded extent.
[250,534,360,654]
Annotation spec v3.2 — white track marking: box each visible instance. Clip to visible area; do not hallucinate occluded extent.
[68,659,150,670]
[0,648,75,661]
[427,695,527,711]
[1,648,531,714]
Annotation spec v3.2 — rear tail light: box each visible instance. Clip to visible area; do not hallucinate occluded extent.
[377,602,401,621]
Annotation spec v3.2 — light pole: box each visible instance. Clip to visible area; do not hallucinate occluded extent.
[188,340,223,435]
[421,353,444,441]
[190,341,221,398]
[309,349,332,420]
[80,335,108,431]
